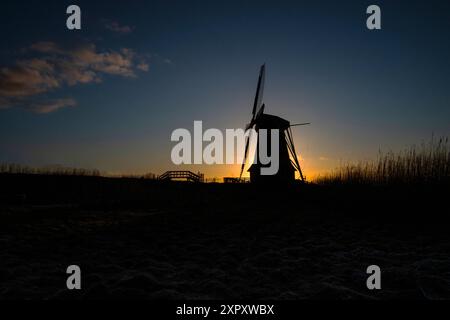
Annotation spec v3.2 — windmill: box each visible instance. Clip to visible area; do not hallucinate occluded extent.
[239,64,310,183]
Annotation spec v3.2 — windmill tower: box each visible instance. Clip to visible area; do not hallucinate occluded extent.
[239,64,309,183]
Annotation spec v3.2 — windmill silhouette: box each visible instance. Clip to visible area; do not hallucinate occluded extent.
[239,64,309,183]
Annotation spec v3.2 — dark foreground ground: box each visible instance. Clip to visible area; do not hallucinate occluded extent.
[0,173,449,299]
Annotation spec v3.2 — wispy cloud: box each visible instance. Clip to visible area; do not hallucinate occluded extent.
[27,98,77,114]
[0,41,149,113]
[136,62,149,71]
[104,20,134,34]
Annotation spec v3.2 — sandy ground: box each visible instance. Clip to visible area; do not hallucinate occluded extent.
[1,192,450,300]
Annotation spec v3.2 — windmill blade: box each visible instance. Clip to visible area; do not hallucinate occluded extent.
[251,64,265,119]
[255,103,265,121]
[240,65,265,181]
[287,127,305,181]
[290,122,311,127]
[239,130,252,180]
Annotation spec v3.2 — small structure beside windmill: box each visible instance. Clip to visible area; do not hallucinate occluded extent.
[240,65,310,184]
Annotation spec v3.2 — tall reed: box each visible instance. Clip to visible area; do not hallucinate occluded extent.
[316,137,450,185]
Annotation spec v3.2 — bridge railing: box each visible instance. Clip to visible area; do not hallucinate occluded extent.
[158,171,204,182]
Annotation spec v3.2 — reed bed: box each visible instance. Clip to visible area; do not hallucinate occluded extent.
[316,137,450,186]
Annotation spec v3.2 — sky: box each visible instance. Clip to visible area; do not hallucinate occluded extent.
[0,0,449,179]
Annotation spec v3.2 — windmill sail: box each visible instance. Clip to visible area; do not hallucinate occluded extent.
[252,64,265,119]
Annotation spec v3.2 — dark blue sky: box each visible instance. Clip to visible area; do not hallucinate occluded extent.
[1,0,449,178]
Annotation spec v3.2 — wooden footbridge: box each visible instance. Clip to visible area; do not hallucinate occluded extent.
[158,171,204,182]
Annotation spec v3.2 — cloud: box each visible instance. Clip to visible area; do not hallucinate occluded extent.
[68,45,137,78]
[27,98,77,114]
[319,156,329,161]
[0,60,59,98]
[30,41,65,54]
[104,21,134,34]
[0,42,149,113]
[137,62,149,72]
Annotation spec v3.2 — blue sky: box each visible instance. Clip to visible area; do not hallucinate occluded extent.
[0,0,449,178]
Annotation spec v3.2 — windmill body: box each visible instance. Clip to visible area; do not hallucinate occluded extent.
[240,65,308,183]
[248,114,296,183]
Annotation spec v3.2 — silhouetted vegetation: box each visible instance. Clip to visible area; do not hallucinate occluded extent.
[0,163,101,176]
[316,137,450,186]
[0,163,157,180]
